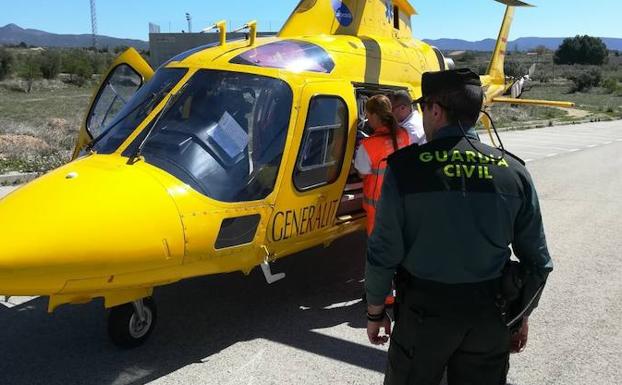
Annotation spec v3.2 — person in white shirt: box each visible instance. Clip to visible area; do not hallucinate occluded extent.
[390,90,426,146]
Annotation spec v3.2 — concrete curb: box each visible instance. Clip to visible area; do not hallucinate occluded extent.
[0,172,39,186]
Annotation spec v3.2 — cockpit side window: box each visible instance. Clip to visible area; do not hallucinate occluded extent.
[87,64,142,139]
[294,96,348,191]
[124,70,293,203]
[230,40,335,74]
[92,68,187,154]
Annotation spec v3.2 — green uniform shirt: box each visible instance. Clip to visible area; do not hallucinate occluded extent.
[365,125,553,306]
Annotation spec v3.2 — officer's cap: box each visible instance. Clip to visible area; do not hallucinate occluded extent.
[414,68,482,104]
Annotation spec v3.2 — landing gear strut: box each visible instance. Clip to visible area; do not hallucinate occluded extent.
[107,297,157,348]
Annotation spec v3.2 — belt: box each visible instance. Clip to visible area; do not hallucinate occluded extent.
[397,274,502,308]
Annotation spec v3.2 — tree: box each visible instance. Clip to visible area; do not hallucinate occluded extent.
[64,49,93,86]
[554,35,608,65]
[17,54,42,92]
[39,50,62,79]
[0,48,14,80]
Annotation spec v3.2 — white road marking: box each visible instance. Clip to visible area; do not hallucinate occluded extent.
[587,144,598,148]
[546,153,558,158]
[323,299,363,310]
[511,132,617,142]
[504,135,610,144]
[568,149,580,152]
[510,150,549,156]
[525,159,534,163]
[502,142,576,152]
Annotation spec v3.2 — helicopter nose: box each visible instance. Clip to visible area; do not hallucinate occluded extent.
[0,156,186,296]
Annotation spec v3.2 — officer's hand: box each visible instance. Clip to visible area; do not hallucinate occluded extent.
[367,316,392,345]
[510,317,529,354]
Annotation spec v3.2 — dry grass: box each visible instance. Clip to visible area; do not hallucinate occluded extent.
[0,80,90,173]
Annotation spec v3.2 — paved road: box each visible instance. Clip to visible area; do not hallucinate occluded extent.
[479,120,622,162]
[0,121,620,385]
[0,185,18,198]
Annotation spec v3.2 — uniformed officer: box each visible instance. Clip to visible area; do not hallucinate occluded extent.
[364,68,553,385]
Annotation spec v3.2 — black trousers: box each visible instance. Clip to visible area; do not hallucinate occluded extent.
[385,277,510,385]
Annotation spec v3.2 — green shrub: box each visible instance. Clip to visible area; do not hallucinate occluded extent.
[569,69,602,93]
[602,78,620,94]
[0,48,14,80]
[39,50,62,79]
[63,50,93,86]
[532,72,552,83]
[504,61,528,78]
[17,54,42,92]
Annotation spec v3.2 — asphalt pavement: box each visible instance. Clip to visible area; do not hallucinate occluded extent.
[0,185,18,198]
[0,121,621,385]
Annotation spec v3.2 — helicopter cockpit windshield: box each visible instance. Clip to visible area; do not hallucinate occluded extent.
[122,69,293,203]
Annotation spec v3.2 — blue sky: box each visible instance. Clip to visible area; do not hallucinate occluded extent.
[1,0,620,41]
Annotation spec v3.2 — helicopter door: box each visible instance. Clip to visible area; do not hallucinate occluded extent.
[267,81,356,249]
[72,48,154,159]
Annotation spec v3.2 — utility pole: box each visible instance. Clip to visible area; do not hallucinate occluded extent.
[185,13,192,33]
[90,0,97,49]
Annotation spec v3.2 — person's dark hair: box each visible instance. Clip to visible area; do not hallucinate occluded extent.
[366,95,400,150]
[431,85,484,128]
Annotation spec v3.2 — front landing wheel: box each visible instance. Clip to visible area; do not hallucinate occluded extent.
[107,297,157,348]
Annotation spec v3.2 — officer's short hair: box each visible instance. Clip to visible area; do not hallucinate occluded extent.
[415,69,484,128]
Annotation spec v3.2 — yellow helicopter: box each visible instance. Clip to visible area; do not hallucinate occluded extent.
[0,0,571,348]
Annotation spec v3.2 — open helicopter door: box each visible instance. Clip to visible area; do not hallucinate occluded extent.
[267,81,357,256]
[72,48,154,159]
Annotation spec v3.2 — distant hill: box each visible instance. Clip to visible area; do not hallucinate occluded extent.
[2,23,620,53]
[424,37,622,52]
[0,23,148,50]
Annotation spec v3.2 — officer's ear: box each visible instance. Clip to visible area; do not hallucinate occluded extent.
[431,103,443,119]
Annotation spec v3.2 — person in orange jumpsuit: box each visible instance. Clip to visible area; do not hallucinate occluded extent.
[355,95,410,306]
[354,95,410,236]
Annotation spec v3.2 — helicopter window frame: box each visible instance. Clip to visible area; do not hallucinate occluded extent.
[86,63,144,139]
[353,83,411,135]
[293,95,348,192]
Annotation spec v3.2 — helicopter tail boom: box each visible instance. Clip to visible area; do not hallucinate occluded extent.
[486,2,533,82]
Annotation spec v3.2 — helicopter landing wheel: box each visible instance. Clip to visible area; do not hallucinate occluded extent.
[107,297,157,349]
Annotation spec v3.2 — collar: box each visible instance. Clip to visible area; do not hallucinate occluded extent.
[431,124,479,141]
[371,126,390,136]
[399,111,415,125]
